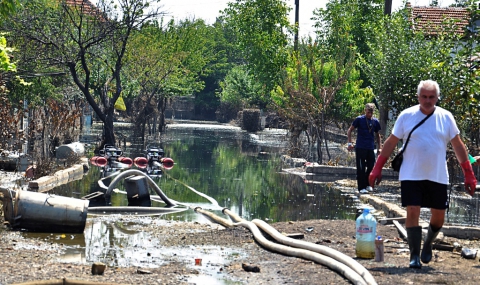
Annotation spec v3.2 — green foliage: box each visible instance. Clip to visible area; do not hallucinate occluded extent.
[435,4,480,143]
[0,0,18,18]
[220,0,294,107]
[359,8,477,124]
[275,41,369,126]
[313,0,384,67]
[125,19,210,99]
[193,20,242,118]
[0,35,15,72]
[219,65,262,108]
[6,76,68,105]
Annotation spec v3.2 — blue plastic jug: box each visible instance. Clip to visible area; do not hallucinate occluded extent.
[355,208,377,259]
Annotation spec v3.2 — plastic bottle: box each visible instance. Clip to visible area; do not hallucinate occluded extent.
[355,208,377,259]
[375,236,384,262]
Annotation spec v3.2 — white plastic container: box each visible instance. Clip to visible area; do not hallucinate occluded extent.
[355,208,377,259]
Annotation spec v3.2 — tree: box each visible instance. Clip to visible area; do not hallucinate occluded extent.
[219,64,262,108]
[436,4,480,147]
[194,19,242,120]
[220,0,294,108]
[124,18,215,142]
[313,0,384,74]
[272,40,370,161]
[3,0,164,147]
[0,34,21,151]
[359,9,473,138]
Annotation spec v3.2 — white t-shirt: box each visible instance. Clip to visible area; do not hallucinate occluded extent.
[392,105,459,184]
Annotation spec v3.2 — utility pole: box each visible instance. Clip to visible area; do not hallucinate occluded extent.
[294,0,299,51]
[384,0,392,15]
[380,0,393,138]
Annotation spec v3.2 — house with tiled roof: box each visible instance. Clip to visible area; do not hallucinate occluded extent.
[62,0,106,20]
[406,2,472,37]
[64,0,98,14]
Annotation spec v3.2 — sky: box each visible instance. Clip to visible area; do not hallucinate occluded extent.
[158,0,456,37]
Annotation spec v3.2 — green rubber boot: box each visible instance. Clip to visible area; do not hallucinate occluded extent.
[406,226,422,269]
[421,224,441,264]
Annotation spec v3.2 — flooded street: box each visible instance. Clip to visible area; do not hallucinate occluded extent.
[9,121,359,284]
[2,121,480,284]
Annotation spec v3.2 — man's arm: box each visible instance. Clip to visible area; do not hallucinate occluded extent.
[375,132,382,153]
[347,125,355,151]
[451,134,469,164]
[369,134,400,187]
[451,134,477,196]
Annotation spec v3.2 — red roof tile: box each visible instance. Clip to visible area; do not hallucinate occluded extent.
[406,2,470,36]
[63,0,103,19]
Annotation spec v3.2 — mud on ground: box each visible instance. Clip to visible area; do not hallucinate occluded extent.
[1,180,480,285]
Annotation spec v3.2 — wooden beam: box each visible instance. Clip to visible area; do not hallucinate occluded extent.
[378,217,406,225]
[393,220,408,239]
[433,243,455,251]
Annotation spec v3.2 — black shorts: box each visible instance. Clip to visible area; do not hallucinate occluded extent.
[401,180,448,209]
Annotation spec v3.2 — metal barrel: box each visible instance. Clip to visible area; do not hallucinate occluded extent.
[56,142,85,159]
[13,190,89,233]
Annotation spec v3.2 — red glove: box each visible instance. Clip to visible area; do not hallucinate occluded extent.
[461,160,477,196]
[369,155,388,188]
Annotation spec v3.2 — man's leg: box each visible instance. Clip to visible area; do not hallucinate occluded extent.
[406,206,421,227]
[406,205,422,268]
[421,209,445,263]
[355,148,368,191]
[365,150,375,191]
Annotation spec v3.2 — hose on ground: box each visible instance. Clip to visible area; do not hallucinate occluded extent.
[194,207,234,228]
[234,220,368,285]
[252,219,377,285]
[221,208,377,285]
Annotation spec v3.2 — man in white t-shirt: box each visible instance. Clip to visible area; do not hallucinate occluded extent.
[368,80,477,269]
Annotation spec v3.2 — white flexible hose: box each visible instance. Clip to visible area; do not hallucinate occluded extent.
[252,219,377,285]
[221,208,376,285]
[104,169,176,207]
[194,207,234,228]
[235,220,368,285]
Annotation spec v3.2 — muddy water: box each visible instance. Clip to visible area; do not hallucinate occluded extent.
[16,122,358,284]
[54,122,359,222]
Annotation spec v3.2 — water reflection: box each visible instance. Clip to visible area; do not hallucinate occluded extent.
[49,123,480,226]
[21,216,248,285]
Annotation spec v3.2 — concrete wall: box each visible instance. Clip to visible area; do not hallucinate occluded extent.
[164,96,195,120]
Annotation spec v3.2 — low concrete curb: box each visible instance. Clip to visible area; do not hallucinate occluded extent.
[360,195,407,219]
[306,164,399,178]
[29,158,88,192]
